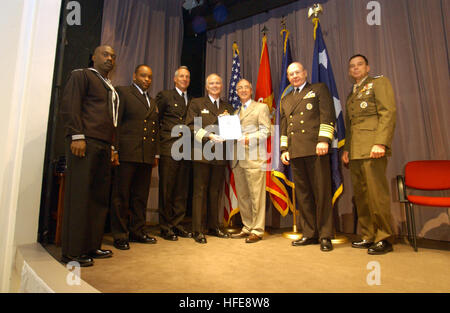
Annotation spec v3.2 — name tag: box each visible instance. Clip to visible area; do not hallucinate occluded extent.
[201,109,209,114]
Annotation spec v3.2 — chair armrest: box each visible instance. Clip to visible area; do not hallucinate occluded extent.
[397,175,408,203]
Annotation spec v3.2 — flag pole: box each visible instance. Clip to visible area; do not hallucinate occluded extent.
[308,3,347,245]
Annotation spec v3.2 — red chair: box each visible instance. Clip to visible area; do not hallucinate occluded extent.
[397,160,450,251]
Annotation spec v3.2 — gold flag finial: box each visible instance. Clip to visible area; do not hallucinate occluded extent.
[281,16,287,31]
[232,41,239,55]
[308,3,323,19]
[308,4,323,40]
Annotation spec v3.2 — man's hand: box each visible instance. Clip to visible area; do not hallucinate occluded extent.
[70,140,86,157]
[342,150,349,168]
[281,151,290,165]
[370,144,386,158]
[316,142,329,156]
[209,134,224,143]
[111,150,120,166]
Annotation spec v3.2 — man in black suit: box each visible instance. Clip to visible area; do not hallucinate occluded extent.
[60,45,118,266]
[185,73,234,243]
[156,66,193,241]
[280,62,336,252]
[111,64,159,250]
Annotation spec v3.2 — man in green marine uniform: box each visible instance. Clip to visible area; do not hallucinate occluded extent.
[342,54,396,255]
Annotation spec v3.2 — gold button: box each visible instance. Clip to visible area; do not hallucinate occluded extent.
[289,115,293,119]
[290,132,294,135]
[152,138,155,142]
[179,117,183,120]
[330,122,334,125]
[301,112,304,115]
[300,121,304,124]
[290,123,293,126]
[143,136,147,140]
[144,128,147,131]
[179,126,183,129]
[152,130,155,133]
[144,120,147,123]
[153,121,156,125]
[302,130,305,133]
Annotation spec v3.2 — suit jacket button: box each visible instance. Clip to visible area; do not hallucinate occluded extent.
[144,128,147,131]
[152,138,155,142]
[300,121,304,124]
[153,121,155,125]
[152,130,155,133]
[143,136,147,140]
[300,112,304,115]
[290,123,293,126]
[290,132,294,135]
[290,115,293,119]
[144,120,147,123]
[302,130,305,133]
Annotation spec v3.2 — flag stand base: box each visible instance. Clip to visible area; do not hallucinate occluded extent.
[331,234,348,244]
[283,225,302,240]
[224,227,241,234]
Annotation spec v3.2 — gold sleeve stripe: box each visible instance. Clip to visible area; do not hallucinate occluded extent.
[195,128,207,142]
[280,135,288,148]
[319,124,335,140]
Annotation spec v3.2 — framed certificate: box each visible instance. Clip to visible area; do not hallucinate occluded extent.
[218,115,242,140]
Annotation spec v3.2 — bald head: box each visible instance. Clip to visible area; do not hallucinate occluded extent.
[92,45,116,76]
[205,73,223,98]
[287,62,307,87]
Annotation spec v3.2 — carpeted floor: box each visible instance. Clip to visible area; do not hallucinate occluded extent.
[46,227,450,293]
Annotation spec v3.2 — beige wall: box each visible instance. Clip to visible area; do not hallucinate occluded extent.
[0,0,61,292]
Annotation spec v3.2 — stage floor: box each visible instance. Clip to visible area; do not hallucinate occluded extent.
[42,226,450,293]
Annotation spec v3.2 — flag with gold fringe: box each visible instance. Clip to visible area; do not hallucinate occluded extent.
[311,19,345,206]
[267,29,295,216]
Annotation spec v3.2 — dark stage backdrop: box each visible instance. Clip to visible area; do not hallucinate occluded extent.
[205,0,450,241]
[101,0,184,94]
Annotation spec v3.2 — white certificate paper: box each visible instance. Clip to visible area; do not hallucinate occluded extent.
[218,115,242,140]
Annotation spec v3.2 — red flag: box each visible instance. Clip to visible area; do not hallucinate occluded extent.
[254,35,285,212]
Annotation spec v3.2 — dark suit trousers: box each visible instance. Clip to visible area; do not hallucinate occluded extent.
[158,155,191,232]
[192,162,226,233]
[290,155,334,239]
[62,138,111,257]
[110,161,152,239]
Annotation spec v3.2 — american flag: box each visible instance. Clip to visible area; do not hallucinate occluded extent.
[228,48,242,110]
[224,43,242,226]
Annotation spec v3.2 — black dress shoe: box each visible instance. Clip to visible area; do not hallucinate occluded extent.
[193,232,207,244]
[88,249,113,259]
[161,230,178,241]
[320,238,333,252]
[61,255,94,267]
[208,228,230,238]
[129,233,157,244]
[173,227,193,238]
[292,237,319,246]
[351,239,374,249]
[368,240,393,255]
[113,239,130,250]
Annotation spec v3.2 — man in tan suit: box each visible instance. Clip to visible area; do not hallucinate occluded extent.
[230,79,271,243]
[342,54,396,255]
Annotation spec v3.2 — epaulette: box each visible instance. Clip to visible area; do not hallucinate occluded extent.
[373,75,384,79]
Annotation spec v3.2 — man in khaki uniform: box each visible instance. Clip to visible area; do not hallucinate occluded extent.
[342,54,396,255]
[230,79,271,243]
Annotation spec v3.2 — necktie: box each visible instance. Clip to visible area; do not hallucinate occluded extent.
[214,100,218,109]
[144,92,150,108]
